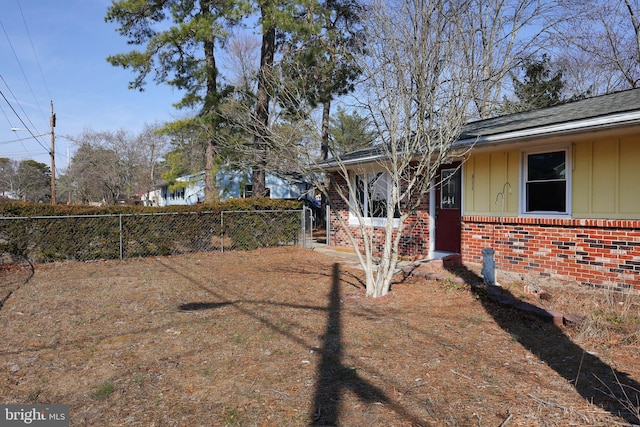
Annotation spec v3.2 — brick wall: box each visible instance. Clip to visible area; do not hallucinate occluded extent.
[327,174,431,260]
[462,216,640,291]
[327,173,640,290]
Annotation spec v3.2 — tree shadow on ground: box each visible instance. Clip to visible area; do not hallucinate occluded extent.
[155,259,426,425]
[309,263,425,426]
[447,264,640,425]
[178,301,238,311]
[0,255,34,311]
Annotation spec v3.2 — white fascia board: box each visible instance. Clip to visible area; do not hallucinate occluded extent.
[318,153,389,170]
[455,111,640,148]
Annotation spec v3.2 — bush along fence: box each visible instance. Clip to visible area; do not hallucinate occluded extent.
[0,207,313,265]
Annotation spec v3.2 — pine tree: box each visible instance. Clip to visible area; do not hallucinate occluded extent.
[106,0,244,202]
[502,54,565,113]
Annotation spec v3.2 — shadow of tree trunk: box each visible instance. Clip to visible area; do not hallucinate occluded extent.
[309,263,426,426]
[0,254,34,311]
[447,265,640,425]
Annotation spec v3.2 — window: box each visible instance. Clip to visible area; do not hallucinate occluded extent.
[243,185,270,198]
[440,168,460,209]
[171,188,185,200]
[351,172,400,226]
[523,149,569,214]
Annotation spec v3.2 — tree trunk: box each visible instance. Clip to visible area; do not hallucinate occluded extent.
[252,5,276,198]
[204,141,216,203]
[202,0,219,203]
[321,100,331,160]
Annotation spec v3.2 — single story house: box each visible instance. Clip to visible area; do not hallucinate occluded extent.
[144,168,317,207]
[322,88,640,291]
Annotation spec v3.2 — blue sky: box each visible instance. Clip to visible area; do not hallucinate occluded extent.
[0,0,184,170]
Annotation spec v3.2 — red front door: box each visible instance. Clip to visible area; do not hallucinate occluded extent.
[435,163,461,253]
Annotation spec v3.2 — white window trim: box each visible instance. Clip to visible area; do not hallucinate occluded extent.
[348,171,400,228]
[520,144,572,217]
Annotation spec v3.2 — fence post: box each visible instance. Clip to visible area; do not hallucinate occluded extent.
[325,204,330,246]
[119,214,124,260]
[301,207,307,248]
[220,211,224,253]
[308,206,313,247]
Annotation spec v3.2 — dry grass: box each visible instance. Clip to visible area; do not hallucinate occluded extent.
[1,246,639,426]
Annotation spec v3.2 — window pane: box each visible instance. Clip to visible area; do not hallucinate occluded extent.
[371,199,387,217]
[528,151,565,181]
[369,173,387,217]
[526,181,566,212]
[355,175,366,214]
[441,169,460,209]
[353,172,398,220]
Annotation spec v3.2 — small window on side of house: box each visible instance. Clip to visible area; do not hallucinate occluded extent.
[353,172,400,220]
[523,148,569,215]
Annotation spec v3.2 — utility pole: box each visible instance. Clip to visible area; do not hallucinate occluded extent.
[50,101,56,205]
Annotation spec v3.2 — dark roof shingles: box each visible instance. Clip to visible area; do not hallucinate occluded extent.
[459,88,640,139]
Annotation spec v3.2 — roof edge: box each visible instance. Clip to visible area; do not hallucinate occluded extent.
[455,110,640,148]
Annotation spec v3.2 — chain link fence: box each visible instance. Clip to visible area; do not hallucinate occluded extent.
[0,208,313,266]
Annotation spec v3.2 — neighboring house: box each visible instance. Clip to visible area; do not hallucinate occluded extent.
[141,188,162,207]
[0,191,20,201]
[322,88,640,291]
[148,169,316,207]
[155,171,206,207]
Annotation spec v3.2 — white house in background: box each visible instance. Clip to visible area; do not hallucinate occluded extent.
[0,191,20,200]
[143,169,317,207]
[141,188,162,207]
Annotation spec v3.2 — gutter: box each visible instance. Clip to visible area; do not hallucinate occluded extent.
[316,153,388,170]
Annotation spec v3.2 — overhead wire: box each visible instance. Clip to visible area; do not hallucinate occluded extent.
[0,19,46,129]
[17,0,52,104]
[0,134,49,145]
[0,4,51,162]
[0,85,49,153]
[3,2,60,171]
[0,101,34,157]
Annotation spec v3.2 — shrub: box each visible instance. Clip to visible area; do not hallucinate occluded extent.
[0,199,304,263]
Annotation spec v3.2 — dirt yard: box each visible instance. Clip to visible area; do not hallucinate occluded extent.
[1,246,639,426]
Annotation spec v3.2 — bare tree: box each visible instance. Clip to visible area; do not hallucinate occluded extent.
[553,0,640,95]
[0,158,18,198]
[223,33,261,91]
[134,123,171,192]
[267,0,477,298]
[336,0,477,297]
[457,0,557,119]
[64,128,170,205]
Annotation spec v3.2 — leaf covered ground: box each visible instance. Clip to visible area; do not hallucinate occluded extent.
[1,246,639,426]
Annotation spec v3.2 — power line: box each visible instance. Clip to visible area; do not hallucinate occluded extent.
[0,85,49,153]
[0,100,36,158]
[0,133,50,145]
[0,18,47,126]
[16,0,52,103]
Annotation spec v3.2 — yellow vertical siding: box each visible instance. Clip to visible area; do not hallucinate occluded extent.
[593,140,618,213]
[619,137,640,214]
[573,136,640,218]
[464,153,489,213]
[463,155,478,212]
[572,142,592,215]
[465,136,639,219]
[464,150,518,216]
